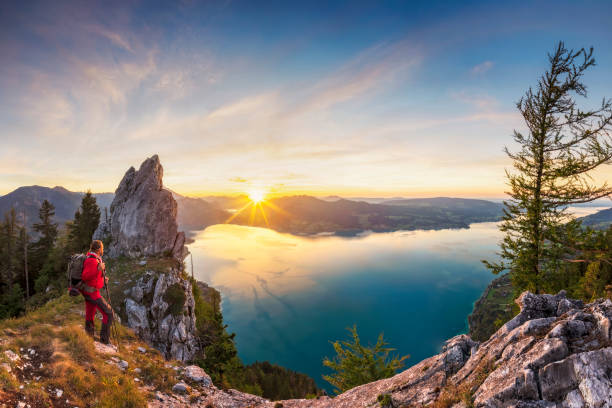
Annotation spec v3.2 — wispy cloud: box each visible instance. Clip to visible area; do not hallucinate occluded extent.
[85,24,134,52]
[451,91,499,110]
[470,60,494,75]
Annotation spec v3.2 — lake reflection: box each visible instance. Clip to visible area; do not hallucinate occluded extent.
[188,222,504,390]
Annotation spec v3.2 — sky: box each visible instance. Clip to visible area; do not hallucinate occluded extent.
[1,0,612,198]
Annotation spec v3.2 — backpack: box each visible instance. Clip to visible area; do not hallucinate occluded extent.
[67,254,98,296]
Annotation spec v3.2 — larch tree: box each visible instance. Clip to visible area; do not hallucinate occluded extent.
[484,42,612,294]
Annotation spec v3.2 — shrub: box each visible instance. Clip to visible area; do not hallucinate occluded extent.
[163,283,186,317]
[322,325,409,394]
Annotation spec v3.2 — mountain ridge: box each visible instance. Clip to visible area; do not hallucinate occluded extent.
[0,185,504,235]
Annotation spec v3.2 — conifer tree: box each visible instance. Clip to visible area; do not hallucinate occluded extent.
[484,42,612,294]
[68,191,100,253]
[322,325,408,394]
[31,200,58,271]
[0,209,19,286]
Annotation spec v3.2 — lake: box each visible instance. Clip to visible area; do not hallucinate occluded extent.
[187,207,608,391]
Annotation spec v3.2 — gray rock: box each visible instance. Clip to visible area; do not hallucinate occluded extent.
[183,365,212,386]
[93,155,187,261]
[125,298,149,336]
[123,268,198,361]
[172,382,189,394]
[4,350,19,362]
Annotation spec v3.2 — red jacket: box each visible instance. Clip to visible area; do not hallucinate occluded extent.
[81,252,104,300]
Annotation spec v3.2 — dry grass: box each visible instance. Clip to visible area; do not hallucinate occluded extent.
[0,292,177,407]
[58,325,96,363]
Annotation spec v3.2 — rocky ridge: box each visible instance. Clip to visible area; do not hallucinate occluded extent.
[146,291,612,407]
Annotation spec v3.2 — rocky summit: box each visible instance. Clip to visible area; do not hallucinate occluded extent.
[146,291,611,408]
[94,154,187,260]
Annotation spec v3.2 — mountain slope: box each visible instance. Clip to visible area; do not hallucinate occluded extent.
[228,195,503,234]
[0,185,113,228]
[580,207,612,230]
[1,187,503,235]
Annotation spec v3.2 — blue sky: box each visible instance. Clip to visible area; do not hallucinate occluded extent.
[1,0,611,197]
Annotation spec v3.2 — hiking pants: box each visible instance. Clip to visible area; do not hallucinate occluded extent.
[84,295,113,325]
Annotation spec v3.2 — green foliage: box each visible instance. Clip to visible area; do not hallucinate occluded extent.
[484,42,612,294]
[240,361,320,400]
[163,283,186,316]
[68,191,100,253]
[0,208,19,288]
[322,325,409,394]
[377,393,393,407]
[0,284,25,319]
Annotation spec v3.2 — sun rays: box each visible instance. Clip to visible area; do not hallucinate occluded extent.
[223,191,291,229]
[248,189,266,203]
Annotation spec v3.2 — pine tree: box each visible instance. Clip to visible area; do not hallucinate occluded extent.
[31,200,58,272]
[484,42,612,294]
[68,191,100,253]
[15,225,29,299]
[0,209,19,286]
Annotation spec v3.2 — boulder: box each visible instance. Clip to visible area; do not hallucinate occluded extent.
[184,365,212,386]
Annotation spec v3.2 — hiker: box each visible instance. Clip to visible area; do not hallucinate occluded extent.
[81,240,114,344]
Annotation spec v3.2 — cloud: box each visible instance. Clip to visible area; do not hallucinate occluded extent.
[470,60,494,75]
[287,39,423,117]
[451,91,499,110]
[230,177,248,183]
[85,24,134,52]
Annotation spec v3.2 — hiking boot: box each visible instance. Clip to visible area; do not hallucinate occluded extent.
[85,320,95,338]
[100,323,111,344]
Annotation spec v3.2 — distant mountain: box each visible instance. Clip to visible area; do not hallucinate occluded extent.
[172,193,230,231]
[2,187,504,236]
[321,196,406,204]
[382,197,502,218]
[227,195,504,235]
[580,207,612,230]
[199,195,251,210]
[0,185,113,228]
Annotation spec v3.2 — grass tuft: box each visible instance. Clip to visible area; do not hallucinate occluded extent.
[59,325,96,363]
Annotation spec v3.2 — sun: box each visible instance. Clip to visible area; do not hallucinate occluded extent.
[248,189,266,203]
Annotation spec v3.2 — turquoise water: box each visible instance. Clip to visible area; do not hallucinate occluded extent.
[188,221,504,391]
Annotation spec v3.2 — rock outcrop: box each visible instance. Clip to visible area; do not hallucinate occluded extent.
[124,267,199,361]
[93,155,197,361]
[94,155,187,260]
[149,291,612,407]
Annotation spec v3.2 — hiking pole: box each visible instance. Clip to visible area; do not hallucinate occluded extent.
[102,268,121,351]
[104,283,121,351]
